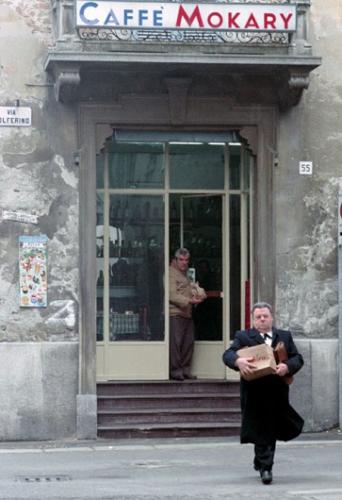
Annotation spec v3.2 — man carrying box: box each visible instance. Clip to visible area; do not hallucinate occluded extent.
[222,302,304,485]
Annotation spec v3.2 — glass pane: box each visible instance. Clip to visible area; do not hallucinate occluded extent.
[229,145,241,190]
[169,194,182,259]
[229,195,241,339]
[108,194,164,341]
[108,142,164,189]
[174,195,223,341]
[170,144,224,189]
[242,148,250,190]
[96,152,104,189]
[96,193,104,341]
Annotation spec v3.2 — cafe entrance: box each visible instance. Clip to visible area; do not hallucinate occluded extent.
[95,130,253,381]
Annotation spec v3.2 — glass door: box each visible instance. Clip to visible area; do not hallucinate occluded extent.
[169,194,225,378]
[95,131,253,381]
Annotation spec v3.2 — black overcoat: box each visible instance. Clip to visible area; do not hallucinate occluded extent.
[223,327,304,445]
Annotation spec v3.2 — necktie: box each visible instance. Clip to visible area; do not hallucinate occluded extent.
[263,333,272,345]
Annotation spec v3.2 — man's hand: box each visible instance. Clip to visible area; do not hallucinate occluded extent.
[235,356,257,376]
[190,296,206,305]
[276,362,289,377]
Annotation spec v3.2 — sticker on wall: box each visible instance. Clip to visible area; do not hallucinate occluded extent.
[19,235,48,307]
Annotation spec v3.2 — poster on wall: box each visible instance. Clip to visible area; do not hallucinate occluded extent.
[19,235,48,307]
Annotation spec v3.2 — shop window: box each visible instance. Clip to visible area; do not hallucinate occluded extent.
[169,144,224,190]
[107,142,164,189]
[107,194,165,341]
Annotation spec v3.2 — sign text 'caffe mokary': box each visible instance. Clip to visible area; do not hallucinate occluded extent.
[76,1,297,32]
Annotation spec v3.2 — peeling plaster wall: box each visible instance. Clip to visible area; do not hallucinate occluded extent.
[0,2,79,438]
[0,2,79,342]
[276,1,342,339]
[275,1,342,431]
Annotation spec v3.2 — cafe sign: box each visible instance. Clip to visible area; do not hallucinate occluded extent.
[76,1,297,32]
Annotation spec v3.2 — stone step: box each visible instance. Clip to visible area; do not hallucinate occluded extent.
[97,380,241,439]
[97,421,241,439]
[97,392,240,411]
[97,380,239,396]
[98,407,241,425]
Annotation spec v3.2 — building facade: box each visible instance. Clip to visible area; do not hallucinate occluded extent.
[0,0,340,440]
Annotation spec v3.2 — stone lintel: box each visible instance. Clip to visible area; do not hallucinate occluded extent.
[45,52,321,109]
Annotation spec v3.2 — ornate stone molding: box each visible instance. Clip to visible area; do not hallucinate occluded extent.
[289,71,310,90]
[278,68,311,110]
[240,126,258,157]
[53,64,81,102]
[165,78,192,125]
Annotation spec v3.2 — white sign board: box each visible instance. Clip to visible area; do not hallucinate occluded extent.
[2,210,38,224]
[0,107,31,127]
[299,161,313,176]
[76,1,297,32]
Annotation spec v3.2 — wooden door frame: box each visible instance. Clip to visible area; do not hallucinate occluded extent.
[76,101,277,437]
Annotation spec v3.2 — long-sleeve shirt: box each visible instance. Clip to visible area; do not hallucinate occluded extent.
[169,265,193,318]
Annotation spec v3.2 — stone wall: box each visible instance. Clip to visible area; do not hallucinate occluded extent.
[0,343,78,440]
[275,1,342,430]
[276,1,342,339]
[0,2,80,439]
[0,2,79,343]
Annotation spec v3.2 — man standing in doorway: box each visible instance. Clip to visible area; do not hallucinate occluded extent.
[169,248,206,380]
[222,302,304,484]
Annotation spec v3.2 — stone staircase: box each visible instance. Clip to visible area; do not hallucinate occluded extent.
[97,380,241,438]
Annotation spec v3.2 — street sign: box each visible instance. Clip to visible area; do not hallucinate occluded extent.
[0,106,31,127]
[2,210,38,224]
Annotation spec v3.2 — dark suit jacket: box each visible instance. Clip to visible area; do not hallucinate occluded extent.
[223,327,304,445]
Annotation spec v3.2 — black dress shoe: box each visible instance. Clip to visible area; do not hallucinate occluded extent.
[260,470,273,485]
[183,374,197,379]
[170,374,184,381]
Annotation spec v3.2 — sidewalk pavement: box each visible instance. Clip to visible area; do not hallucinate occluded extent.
[0,427,341,452]
[0,429,341,500]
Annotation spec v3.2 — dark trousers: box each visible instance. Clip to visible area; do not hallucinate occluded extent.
[169,316,194,378]
[254,442,276,471]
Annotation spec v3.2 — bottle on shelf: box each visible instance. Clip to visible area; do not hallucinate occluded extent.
[113,240,119,257]
[127,240,132,257]
[171,201,177,220]
[189,201,194,220]
[152,205,159,220]
[97,270,104,286]
[144,201,151,221]
[122,200,129,221]
[110,200,121,224]
[132,203,141,223]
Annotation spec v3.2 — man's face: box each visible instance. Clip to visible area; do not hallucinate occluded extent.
[175,254,190,273]
[252,307,273,333]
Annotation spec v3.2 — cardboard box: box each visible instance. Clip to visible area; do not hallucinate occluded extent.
[237,344,277,381]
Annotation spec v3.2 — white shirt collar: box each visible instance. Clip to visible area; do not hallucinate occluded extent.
[261,331,273,345]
